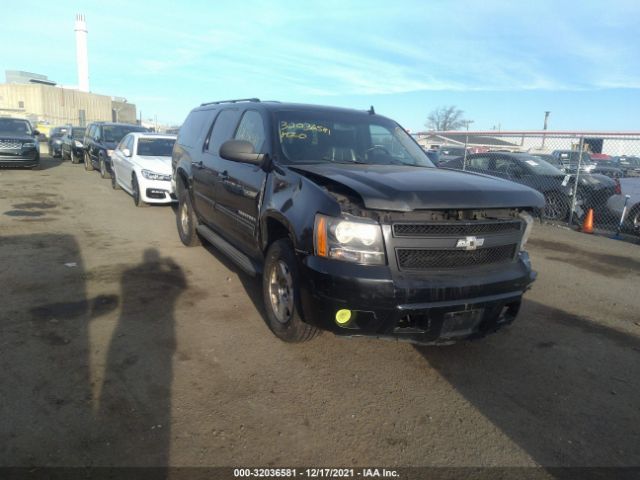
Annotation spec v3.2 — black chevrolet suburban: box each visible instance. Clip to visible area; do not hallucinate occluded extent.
[173,99,545,345]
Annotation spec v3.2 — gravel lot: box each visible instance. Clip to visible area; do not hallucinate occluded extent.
[1,155,639,468]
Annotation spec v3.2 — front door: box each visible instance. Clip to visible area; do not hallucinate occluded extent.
[213,110,268,252]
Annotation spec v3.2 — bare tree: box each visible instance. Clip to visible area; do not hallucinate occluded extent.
[426,106,467,131]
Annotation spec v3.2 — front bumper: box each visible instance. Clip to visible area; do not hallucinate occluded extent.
[299,251,536,345]
[0,150,39,167]
[139,177,176,204]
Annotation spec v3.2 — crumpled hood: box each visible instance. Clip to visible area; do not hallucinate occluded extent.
[134,155,172,175]
[290,164,545,211]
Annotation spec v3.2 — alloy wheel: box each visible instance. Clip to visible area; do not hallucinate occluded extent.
[268,260,294,324]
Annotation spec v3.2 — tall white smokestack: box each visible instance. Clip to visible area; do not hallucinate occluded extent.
[75,13,89,92]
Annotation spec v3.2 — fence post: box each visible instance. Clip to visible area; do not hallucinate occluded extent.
[568,137,584,227]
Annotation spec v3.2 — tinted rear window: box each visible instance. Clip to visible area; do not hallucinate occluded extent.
[178,110,214,148]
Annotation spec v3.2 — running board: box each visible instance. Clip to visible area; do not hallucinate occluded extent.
[196,224,258,276]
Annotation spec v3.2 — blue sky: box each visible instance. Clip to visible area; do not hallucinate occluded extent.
[2,0,639,131]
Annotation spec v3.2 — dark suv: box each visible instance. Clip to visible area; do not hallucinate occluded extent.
[0,117,40,168]
[47,126,69,158]
[173,99,544,345]
[83,122,147,178]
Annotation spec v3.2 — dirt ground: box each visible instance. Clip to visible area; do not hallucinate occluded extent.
[1,154,639,469]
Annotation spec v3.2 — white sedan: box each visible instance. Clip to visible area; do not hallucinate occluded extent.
[110,133,177,207]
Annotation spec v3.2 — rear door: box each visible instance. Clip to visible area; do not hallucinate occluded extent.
[193,108,239,225]
[213,109,268,251]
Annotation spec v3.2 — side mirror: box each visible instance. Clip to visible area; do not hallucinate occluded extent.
[122,148,131,157]
[33,130,40,136]
[219,139,265,165]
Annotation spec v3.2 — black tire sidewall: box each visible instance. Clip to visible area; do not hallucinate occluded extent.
[132,175,146,207]
[176,186,200,246]
[84,152,93,171]
[544,191,570,220]
[262,239,317,342]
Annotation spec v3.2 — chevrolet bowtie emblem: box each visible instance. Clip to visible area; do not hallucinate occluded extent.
[456,236,485,251]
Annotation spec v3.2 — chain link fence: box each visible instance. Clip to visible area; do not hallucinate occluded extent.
[420,132,640,238]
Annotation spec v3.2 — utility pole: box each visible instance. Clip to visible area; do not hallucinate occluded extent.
[462,120,474,170]
[541,111,550,149]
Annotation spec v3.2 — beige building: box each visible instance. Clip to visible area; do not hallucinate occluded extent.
[0,83,136,130]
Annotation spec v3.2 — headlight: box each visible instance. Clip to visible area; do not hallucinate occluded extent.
[519,211,534,248]
[22,142,36,148]
[141,169,172,181]
[106,149,114,157]
[74,140,83,147]
[314,214,386,265]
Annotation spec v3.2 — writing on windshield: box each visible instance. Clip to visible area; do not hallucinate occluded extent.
[275,112,433,168]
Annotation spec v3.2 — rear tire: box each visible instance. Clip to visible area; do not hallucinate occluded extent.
[99,156,111,179]
[176,185,201,247]
[262,239,319,343]
[132,174,148,208]
[84,152,94,171]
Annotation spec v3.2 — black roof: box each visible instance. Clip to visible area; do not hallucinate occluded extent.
[87,121,145,127]
[194,99,387,119]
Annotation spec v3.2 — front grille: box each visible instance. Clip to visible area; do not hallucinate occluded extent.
[0,139,23,150]
[396,245,517,270]
[393,221,521,237]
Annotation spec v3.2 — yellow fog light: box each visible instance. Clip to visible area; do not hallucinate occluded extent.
[335,309,352,325]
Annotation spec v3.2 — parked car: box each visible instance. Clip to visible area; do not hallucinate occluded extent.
[441,152,617,221]
[60,127,86,164]
[110,133,177,207]
[543,153,623,178]
[436,145,469,164]
[551,150,596,174]
[613,156,640,177]
[173,99,544,345]
[0,117,40,168]
[83,122,147,178]
[590,160,624,179]
[47,126,69,158]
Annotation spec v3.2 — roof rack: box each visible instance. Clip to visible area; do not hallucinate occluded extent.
[200,98,261,107]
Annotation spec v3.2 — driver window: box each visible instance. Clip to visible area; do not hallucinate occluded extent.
[495,158,525,176]
[235,110,266,152]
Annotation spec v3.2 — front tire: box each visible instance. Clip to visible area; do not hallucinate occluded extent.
[131,174,147,208]
[176,185,201,247]
[543,191,570,220]
[71,150,80,164]
[262,239,319,343]
[84,152,94,171]
[111,167,120,190]
[623,206,640,234]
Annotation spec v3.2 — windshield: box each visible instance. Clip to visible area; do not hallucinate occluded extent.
[51,128,68,137]
[72,128,85,139]
[0,118,32,136]
[103,125,145,143]
[521,155,565,175]
[136,138,176,156]
[275,111,434,167]
[556,151,593,164]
